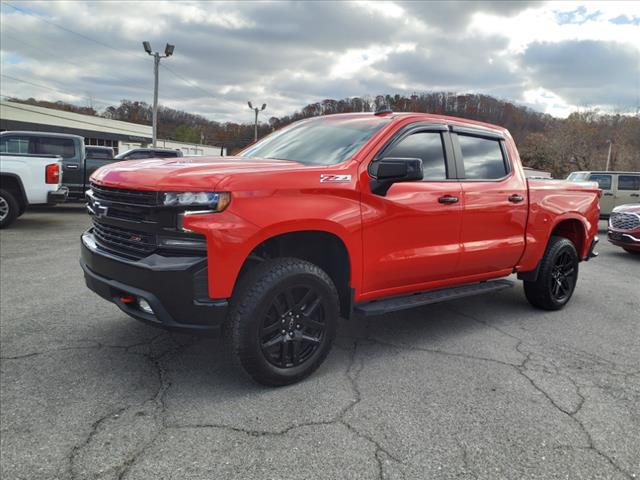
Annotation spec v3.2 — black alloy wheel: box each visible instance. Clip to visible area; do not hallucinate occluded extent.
[524,236,579,311]
[260,285,327,368]
[549,250,577,302]
[226,257,339,386]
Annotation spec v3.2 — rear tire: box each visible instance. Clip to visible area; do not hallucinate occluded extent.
[225,257,339,386]
[623,248,640,255]
[0,189,19,229]
[524,236,579,311]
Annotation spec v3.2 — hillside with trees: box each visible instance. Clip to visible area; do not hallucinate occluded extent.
[7,93,639,176]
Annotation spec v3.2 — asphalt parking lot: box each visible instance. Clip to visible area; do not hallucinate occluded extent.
[1,204,638,480]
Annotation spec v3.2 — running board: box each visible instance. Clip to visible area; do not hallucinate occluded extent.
[354,280,515,316]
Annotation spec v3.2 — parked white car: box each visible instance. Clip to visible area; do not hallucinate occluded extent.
[567,171,640,218]
[0,152,68,228]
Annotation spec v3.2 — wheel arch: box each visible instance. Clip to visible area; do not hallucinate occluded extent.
[235,229,354,319]
[0,173,28,210]
[550,217,589,258]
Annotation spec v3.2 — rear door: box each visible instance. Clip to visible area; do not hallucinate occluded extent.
[361,124,463,294]
[616,174,640,206]
[33,136,83,195]
[85,148,115,186]
[453,129,528,276]
[588,174,614,215]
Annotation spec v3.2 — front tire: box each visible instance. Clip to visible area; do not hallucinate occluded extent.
[226,258,340,386]
[524,236,579,311]
[0,189,19,229]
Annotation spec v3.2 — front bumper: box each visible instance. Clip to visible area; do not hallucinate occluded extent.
[607,228,640,250]
[80,229,228,334]
[47,186,69,204]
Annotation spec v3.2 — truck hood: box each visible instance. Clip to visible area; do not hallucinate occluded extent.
[91,156,304,191]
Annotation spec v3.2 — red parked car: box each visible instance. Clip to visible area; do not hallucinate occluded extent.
[607,204,640,254]
[80,112,600,385]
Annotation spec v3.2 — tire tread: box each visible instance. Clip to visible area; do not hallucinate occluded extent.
[225,257,339,386]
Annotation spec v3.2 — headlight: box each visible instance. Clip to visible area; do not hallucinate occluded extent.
[163,191,231,211]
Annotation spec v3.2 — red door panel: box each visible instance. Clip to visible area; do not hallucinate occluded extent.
[361,181,463,294]
[458,176,528,276]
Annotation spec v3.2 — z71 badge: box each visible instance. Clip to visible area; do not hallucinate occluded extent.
[320,174,352,183]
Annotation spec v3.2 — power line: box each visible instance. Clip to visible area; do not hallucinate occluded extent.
[1,29,91,71]
[2,1,218,103]
[1,30,199,105]
[2,1,142,61]
[159,63,218,99]
[0,73,113,106]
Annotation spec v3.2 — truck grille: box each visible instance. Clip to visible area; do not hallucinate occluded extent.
[90,182,159,206]
[92,220,157,259]
[610,213,640,231]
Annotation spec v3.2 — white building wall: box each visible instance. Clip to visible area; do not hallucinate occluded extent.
[2,100,225,156]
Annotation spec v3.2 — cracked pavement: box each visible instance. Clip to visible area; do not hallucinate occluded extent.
[1,205,639,480]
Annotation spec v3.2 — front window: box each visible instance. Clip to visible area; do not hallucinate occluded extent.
[567,172,590,181]
[383,132,448,180]
[240,116,390,166]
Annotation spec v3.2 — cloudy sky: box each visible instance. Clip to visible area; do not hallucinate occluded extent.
[1,1,638,123]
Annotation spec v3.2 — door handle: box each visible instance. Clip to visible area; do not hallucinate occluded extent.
[66,164,79,170]
[603,192,613,196]
[508,194,524,203]
[631,193,639,197]
[438,195,459,204]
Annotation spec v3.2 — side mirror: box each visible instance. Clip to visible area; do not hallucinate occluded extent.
[369,157,423,196]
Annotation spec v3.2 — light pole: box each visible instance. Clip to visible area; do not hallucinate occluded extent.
[605,139,613,171]
[143,41,174,147]
[248,101,266,142]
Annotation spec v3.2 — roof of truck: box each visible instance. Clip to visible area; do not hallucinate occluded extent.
[307,112,508,135]
[0,130,84,141]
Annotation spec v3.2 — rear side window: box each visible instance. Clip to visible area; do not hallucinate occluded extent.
[126,151,153,160]
[35,137,76,159]
[618,175,640,191]
[589,174,612,190]
[86,148,113,160]
[458,135,507,180]
[154,151,179,158]
[383,132,447,180]
[0,136,31,154]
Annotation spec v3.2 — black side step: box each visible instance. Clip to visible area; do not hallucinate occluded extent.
[354,279,514,316]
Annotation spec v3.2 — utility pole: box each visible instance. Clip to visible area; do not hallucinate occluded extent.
[248,101,266,142]
[605,139,613,170]
[143,41,174,147]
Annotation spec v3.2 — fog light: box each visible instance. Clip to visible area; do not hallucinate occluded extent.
[137,298,153,314]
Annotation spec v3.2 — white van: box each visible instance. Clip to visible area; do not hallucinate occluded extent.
[567,171,640,218]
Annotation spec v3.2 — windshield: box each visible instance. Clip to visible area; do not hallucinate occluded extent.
[240,116,390,166]
[567,172,590,181]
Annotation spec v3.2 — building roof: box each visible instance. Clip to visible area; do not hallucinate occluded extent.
[0,100,152,140]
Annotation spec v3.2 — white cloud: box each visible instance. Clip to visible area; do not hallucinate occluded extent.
[1,0,638,121]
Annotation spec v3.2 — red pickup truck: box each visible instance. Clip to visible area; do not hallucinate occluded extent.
[81,112,600,385]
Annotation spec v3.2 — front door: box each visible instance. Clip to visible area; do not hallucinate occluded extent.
[453,131,528,276]
[361,126,463,296]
